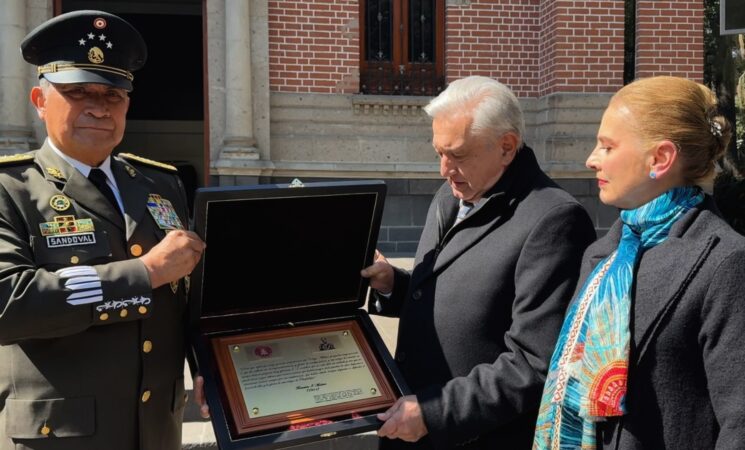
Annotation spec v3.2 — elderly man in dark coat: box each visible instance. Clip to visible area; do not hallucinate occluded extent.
[362,76,596,449]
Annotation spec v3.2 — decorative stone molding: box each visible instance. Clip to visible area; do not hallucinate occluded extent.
[351,95,431,117]
[266,91,607,180]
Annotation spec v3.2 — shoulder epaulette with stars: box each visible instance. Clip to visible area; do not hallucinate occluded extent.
[118,153,177,173]
[0,153,35,167]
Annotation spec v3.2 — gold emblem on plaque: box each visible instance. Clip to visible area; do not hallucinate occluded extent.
[46,167,64,179]
[88,46,104,64]
[49,195,71,211]
[370,387,377,395]
[252,407,259,415]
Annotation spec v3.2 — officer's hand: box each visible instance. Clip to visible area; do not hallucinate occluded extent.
[360,250,395,294]
[377,395,428,442]
[193,375,210,419]
[140,229,205,289]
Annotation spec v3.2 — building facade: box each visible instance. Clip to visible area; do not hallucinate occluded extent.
[0,0,705,254]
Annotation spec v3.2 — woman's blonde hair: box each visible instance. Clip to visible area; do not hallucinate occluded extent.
[612,76,732,184]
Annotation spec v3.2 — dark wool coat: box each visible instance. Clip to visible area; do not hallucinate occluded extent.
[373,147,596,450]
[588,197,745,450]
[0,142,190,450]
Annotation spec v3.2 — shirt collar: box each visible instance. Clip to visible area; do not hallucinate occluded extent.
[47,139,117,186]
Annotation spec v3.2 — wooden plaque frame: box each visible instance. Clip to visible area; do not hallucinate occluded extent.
[211,320,396,436]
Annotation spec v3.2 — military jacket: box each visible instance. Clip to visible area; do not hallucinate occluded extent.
[0,142,189,450]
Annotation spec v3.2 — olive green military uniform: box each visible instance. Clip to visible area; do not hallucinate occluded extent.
[0,142,189,450]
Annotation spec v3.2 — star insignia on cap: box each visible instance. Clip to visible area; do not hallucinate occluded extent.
[87,32,94,39]
[99,33,106,41]
[106,42,113,49]
[78,38,86,45]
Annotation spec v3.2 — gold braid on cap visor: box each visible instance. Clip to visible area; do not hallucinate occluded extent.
[37,62,134,81]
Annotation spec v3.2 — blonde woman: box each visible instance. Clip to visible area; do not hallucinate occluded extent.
[534,76,745,449]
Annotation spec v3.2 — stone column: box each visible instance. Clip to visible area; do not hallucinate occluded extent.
[221,0,259,160]
[0,0,35,153]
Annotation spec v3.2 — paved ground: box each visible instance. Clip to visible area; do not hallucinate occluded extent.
[181,258,413,449]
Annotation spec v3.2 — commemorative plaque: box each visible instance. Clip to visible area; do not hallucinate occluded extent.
[188,180,409,449]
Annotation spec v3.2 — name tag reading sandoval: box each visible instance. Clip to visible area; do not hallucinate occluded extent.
[40,215,96,248]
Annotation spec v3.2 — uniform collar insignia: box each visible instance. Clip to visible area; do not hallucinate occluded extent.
[46,167,65,179]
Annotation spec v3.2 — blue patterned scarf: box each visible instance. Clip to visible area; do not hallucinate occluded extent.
[533,186,704,450]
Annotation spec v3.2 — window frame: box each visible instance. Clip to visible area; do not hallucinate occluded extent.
[359,0,445,96]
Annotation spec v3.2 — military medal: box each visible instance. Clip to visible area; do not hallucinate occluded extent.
[49,195,71,211]
[40,215,96,248]
[146,194,184,230]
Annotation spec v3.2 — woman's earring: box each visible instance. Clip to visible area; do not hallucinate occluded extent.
[649,171,657,179]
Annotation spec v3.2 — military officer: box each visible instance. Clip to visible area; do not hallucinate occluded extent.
[0,10,205,450]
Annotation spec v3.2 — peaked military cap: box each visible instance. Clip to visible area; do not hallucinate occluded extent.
[21,10,147,91]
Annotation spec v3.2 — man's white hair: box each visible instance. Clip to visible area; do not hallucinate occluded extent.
[423,76,525,147]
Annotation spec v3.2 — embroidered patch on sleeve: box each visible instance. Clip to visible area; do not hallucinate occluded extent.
[56,265,103,305]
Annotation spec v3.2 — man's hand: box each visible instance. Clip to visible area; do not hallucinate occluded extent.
[360,250,395,294]
[139,230,206,289]
[377,395,428,442]
[193,375,210,419]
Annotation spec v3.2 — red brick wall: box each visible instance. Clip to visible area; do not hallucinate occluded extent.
[446,1,540,98]
[635,0,704,81]
[539,0,625,95]
[267,0,703,97]
[268,0,359,93]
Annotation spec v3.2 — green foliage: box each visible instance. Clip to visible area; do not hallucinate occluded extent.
[705,0,745,152]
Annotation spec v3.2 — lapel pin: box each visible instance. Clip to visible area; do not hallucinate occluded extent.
[49,195,71,211]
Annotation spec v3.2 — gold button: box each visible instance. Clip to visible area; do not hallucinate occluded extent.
[119,309,128,318]
[99,313,109,321]
[40,425,51,436]
[141,390,151,403]
[130,244,143,257]
[143,340,153,353]
[138,306,148,315]
[70,256,79,264]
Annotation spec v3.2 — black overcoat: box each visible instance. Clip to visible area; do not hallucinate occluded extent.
[587,197,745,450]
[374,147,596,449]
